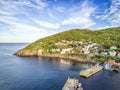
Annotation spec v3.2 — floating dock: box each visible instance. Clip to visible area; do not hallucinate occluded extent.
[80,64,103,78]
[62,77,83,90]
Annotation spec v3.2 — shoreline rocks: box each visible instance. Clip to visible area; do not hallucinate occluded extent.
[14,50,96,64]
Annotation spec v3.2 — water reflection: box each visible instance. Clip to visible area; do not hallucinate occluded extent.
[59,59,73,65]
[38,57,90,69]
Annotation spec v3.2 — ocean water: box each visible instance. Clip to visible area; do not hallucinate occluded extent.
[0,43,120,90]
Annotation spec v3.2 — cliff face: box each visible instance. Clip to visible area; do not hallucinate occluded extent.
[14,49,38,56]
[14,27,120,57]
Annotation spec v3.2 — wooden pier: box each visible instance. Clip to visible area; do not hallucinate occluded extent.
[80,64,103,78]
[62,77,83,90]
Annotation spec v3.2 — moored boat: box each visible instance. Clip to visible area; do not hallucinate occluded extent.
[104,60,115,71]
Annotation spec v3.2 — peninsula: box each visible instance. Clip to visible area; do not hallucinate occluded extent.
[14,27,120,62]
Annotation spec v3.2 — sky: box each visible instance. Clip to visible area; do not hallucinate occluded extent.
[0,0,120,43]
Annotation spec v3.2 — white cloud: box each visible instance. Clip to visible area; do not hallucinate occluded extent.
[0,17,56,42]
[0,0,48,10]
[61,0,96,28]
[98,0,120,26]
[62,16,95,28]
[54,6,65,13]
[34,20,60,29]
[0,14,58,42]
[0,16,18,23]
[0,0,97,42]
[47,9,55,18]
[35,0,48,7]
[96,25,110,30]
[0,0,55,42]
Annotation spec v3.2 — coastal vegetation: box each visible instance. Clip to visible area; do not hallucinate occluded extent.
[15,27,120,62]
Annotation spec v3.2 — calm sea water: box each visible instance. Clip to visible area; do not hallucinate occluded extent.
[0,43,120,90]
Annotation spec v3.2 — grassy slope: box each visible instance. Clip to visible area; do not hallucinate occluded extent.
[15,27,120,56]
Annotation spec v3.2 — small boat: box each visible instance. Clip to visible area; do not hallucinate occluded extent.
[62,77,83,90]
[104,64,114,71]
[104,60,115,71]
[80,64,103,78]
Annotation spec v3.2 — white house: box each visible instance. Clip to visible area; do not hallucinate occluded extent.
[101,52,108,55]
[38,49,43,56]
[109,51,117,56]
[79,41,83,44]
[92,43,97,46]
[50,48,60,52]
[60,48,73,54]
[82,46,90,54]
[88,44,93,48]
[55,42,68,46]
[110,46,118,50]
[118,53,120,58]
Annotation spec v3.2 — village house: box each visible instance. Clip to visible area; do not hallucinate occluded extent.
[55,42,68,46]
[91,43,97,46]
[60,48,73,54]
[101,52,108,56]
[117,53,120,58]
[93,48,99,55]
[110,46,118,50]
[82,46,90,54]
[83,41,89,46]
[37,49,43,56]
[79,41,83,44]
[108,50,117,56]
[74,41,82,44]
[55,40,74,46]
[66,41,73,44]
[87,44,93,48]
[50,48,60,52]
[97,45,105,50]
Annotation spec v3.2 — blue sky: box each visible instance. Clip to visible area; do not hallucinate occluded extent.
[0,0,120,42]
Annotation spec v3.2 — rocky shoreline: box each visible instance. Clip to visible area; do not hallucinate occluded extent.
[39,54,97,63]
[14,51,96,64]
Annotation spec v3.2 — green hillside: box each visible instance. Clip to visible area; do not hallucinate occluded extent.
[25,27,120,49]
[15,27,120,59]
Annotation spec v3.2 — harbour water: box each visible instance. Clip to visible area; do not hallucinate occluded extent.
[0,43,120,90]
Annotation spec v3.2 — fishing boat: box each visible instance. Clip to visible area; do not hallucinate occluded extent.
[62,77,83,90]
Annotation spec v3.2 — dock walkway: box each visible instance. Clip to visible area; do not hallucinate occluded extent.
[80,64,103,78]
[62,77,83,90]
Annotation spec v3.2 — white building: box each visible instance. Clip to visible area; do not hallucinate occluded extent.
[50,48,60,52]
[38,49,43,56]
[110,46,118,50]
[82,46,90,54]
[101,52,108,55]
[117,53,120,58]
[109,51,117,56]
[60,48,73,54]
[93,49,99,55]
